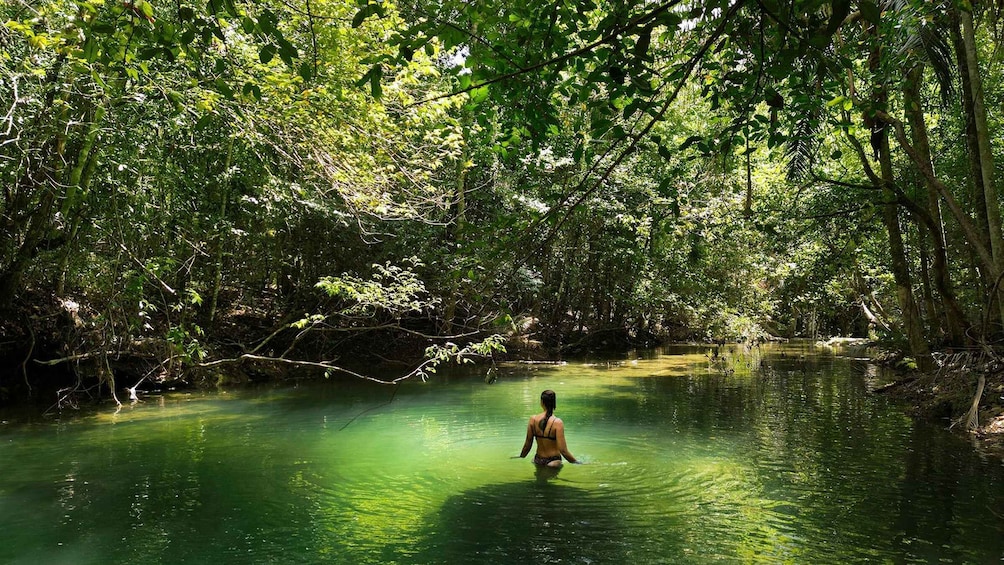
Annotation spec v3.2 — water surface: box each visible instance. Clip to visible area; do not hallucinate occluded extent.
[2,342,1003,563]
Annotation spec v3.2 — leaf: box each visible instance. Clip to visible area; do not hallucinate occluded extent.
[469,85,489,104]
[369,64,383,98]
[139,46,160,60]
[826,0,851,34]
[278,39,298,65]
[82,37,99,62]
[623,99,642,119]
[656,11,682,28]
[260,44,277,64]
[299,61,313,82]
[352,4,376,28]
[679,135,703,151]
[241,16,256,34]
[633,28,652,62]
[215,78,234,99]
[257,9,277,35]
[137,1,154,20]
[859,0,880,24]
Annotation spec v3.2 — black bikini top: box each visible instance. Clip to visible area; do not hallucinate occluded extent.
[534,417,557,440]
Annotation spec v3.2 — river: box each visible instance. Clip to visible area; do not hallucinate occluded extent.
[1,342,1002,563]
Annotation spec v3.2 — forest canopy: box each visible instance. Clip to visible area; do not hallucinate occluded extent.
[1,0,1003,402]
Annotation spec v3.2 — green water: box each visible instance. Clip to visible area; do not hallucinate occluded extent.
[2,343,1003,564]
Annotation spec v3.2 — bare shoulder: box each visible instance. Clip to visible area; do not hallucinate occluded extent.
[553,417,565,427]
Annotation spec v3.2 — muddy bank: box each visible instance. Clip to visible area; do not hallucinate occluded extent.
[873,350,1004,459]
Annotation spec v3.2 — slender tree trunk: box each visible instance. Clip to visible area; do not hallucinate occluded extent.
[879,151,931,369]
[903,65,969,346]
[57,103,106,295]
[949,8,990,251]
[207,138,235,326]
[863,17,931,368]
[960,6,1004,329]
[917,225,938,335]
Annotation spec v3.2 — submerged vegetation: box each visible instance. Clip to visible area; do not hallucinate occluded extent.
[1,0,1003,432]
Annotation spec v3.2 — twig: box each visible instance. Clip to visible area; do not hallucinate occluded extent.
[338,385,400,431]
[21,320,34,396]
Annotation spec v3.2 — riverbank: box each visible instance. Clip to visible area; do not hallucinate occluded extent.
[871,349,1004,460]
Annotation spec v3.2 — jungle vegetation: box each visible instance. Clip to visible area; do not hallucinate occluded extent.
[1,0,1002,412]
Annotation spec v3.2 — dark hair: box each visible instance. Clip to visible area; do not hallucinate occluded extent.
[540,390,556,431]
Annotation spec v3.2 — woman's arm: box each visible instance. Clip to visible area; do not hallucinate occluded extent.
[518,419,534,458]
[555,420,577,463]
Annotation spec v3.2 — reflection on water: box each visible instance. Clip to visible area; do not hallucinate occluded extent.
[1,342,1003,564]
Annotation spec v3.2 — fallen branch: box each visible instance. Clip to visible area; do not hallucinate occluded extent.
[196,348,486,385]
[33,351,117,365]
[202,336,505,384]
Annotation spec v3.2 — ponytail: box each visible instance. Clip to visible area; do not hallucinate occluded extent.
[539,390,556,431]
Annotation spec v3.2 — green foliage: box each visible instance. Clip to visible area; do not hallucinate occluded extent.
[5,0,1004,395]
[315,259,439,317]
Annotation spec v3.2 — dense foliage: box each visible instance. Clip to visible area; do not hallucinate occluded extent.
[1,0,1002,405]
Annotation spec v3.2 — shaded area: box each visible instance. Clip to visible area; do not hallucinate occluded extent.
[411,471,647,564]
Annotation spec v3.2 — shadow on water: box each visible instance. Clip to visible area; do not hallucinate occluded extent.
[412,467,642,565]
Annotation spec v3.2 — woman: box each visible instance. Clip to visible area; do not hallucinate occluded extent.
[518,389,578,466]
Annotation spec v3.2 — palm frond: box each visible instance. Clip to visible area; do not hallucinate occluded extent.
[785,110,822,182]
[919,15,956,103]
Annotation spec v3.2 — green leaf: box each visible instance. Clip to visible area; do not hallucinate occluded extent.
[352,4,376,28]
[242,82,262,100]
[369,65,383,98]
[679,135,703,151]
[241,16,256,34]
[633,28,652,62]
[656,11,682,28]
[139,46,160,60]
[827,0,851,34]
[859,0,880,24]
[82,37,99,62]
[215,78,234,99]
[469,85,489,104]
[299,61,313,82]
[257,9,277,35]
[278,39,298,65]
[259,44,276,64]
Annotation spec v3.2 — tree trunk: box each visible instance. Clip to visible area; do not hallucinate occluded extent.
[878,126,932,369]
[903,65,969,346]
[949,8,990,253]
[960,7,1004,329]
[207,137,235,326]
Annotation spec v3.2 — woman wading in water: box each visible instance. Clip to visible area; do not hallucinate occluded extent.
[518,390,578,466]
